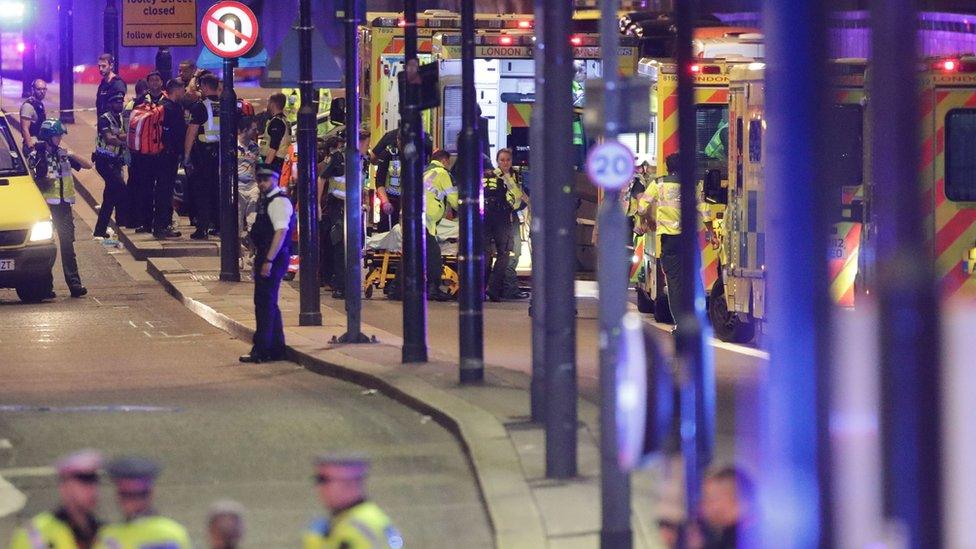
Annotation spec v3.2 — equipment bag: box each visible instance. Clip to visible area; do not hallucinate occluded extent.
[127,103,165,155]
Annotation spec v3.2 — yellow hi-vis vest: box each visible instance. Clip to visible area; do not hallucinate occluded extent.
[328,175,346,200]
[94,515,191,549]
[423,160,459,236]
[259,113,292,161]
[198,99,220,144]
[302,501,403,549]
[8,512,81,549]
[30,146,76,205]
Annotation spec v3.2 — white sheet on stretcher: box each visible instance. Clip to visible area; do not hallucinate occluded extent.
[366,219,459,255]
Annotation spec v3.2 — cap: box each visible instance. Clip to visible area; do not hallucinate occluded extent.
[106,456,160,481]
[256,166,280,180]
[313,453,370,475]
[55,449,103,476]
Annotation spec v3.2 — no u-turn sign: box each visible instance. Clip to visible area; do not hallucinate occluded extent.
[201,1,259,58]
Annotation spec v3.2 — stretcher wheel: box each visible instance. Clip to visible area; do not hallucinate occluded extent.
[364,285,374,299]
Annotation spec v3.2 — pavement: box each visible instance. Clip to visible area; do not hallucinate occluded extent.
[9,80,769,547]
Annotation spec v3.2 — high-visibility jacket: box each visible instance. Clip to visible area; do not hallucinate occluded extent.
[483,168,524,221]
[423,160,459,235]
[302,501,403,549]
[9,511,85,549]
[95,111,125,159]
[198,98,220,144]
[704,118,729,160]
[93,515,191,549]
[643,174,711,238]
[28,145,76,205]
[572,80,585,146]
[259,113,293,161]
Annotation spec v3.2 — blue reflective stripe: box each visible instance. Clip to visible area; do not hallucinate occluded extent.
[747,190,758,233]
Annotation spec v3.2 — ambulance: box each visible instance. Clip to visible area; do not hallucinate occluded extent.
[860,56,976,302]
[710,60,867,342]
[632,32,763,326]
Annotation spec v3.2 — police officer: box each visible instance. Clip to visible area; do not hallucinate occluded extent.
[19,78,47,150]
[94,457,190,549]
[154,79,187,239]
[641,153,714,328]
[260,92,292,174]
[92,92,127,239]
[240,167,294,363]
[8,450,104,549]
[370,130,402,233]
[28,119,93,299]
[303,454,403,549]
[95,53,126,120]
[483,148,525,302]
[184,73,221,239]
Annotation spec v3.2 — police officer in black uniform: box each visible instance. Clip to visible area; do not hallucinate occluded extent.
[19,79,47,152]
[482,151,521,302]
[184,73,221,240]
[240,167,294,363]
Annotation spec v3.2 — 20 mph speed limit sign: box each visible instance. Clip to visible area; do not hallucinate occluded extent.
[586,141,635,190]
[201,1,259,58]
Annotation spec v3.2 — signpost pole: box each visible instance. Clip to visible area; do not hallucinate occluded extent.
[400,0,428,363]
[59,0,75,125]
[596,1,631,545]
[457,0,484,382]
[20,1,36,98]
[297,0,322,326]
[104,0,119,63]
[219,56,241,282]
[339,0,370,343]
[529,0,547,423]
[542,0,578,479]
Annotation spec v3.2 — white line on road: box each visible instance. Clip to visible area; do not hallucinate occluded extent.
[0,467,55,478]
[0,439,11,450]
[0,473,26,519]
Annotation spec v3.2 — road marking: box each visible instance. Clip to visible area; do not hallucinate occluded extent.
[0,405,181,413]
[0,439,12,450]
[644,318,770,361]
[0,473,26,518]
[0,467,55,478]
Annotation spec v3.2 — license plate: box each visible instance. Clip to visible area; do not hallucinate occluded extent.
[0,259,14,271]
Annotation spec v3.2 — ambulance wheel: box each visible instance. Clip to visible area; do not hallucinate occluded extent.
[708,280,755,343]
[636,286,654,314]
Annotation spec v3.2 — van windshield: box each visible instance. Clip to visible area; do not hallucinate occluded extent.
[0,122,28,177]
[696,105,729,175]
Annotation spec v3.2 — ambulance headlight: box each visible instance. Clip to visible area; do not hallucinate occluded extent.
[29,220,54,242]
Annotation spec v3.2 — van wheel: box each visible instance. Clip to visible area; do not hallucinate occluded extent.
[653,264,674,324]
[636,286,654,313]
[708,279,755,343]
[17,280,54,303]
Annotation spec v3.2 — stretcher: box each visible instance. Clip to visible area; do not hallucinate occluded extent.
[362,219,460,298]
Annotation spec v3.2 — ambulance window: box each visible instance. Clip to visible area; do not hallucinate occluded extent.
[945,109,976,202]
[830,104,864,185]
[748,120,762,162]
[696,105,728,168]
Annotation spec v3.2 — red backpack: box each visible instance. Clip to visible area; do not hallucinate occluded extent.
[127,103,165,155]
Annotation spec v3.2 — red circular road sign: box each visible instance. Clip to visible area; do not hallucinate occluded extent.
[201,1,259,59]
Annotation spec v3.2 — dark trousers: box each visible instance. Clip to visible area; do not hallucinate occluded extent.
[485,214,513,297]
[191,145,219,232]
[427,232,443,291]
[154,153,179,232]
[503,220,522,295]
[128,153,152,229]
[660,233,686,323]
[325,200,347,291]
[93,157,125,236]
[319,208,336,285]
[50,203,81,288]
[252,253,288,358]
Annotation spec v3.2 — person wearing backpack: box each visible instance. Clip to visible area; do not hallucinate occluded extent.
[93,93,128,238]
[129,73,167,233]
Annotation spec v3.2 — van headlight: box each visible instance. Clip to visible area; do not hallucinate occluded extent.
[29,220,54,242]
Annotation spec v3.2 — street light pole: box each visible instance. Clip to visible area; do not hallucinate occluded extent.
[156,48,173,82]
[529,0,547,423]
[297,0,322,326]
[596,0,631,546]
[59,0,75,125]
[457,0,484,383]
[674,0,715,519]
[218,57,240,282]
[338,0,371,343]
[541,0,577,480]
[871,0,942,546]
[400,0,428,363]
